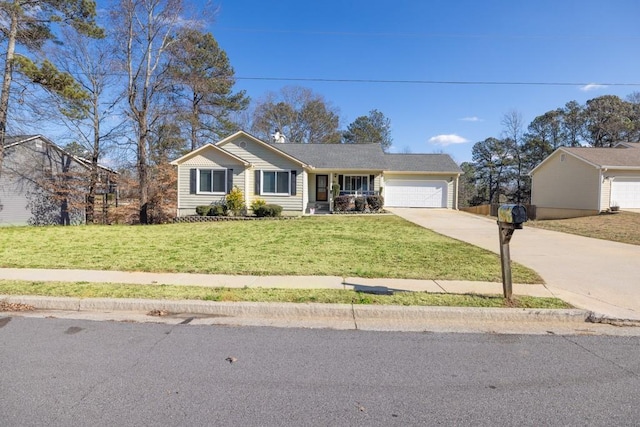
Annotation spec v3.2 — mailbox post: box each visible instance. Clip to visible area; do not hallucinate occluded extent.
[497,204,527,300]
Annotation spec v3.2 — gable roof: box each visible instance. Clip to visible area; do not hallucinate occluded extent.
[169,131,462,173]
[3,134,42,147]
[563,146,640,168]
[272,143,462,173]
[4,134,117,174]
[170,142,250,166]
[215,131,307,167]
[530,143,640,175]
[275,143,386,169]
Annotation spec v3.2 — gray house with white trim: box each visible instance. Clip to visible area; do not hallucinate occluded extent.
[171,131,462,216]
[0,135,117,226]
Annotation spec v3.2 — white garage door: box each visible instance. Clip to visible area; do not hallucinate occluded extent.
[611,178,640,208]
[384,180,447,208]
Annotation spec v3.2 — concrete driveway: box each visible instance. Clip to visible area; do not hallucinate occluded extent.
[389,208,640,321]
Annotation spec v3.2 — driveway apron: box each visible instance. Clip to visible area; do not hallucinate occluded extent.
[389,208,640,321]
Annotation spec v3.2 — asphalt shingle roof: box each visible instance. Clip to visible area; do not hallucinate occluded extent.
[384,153,462,173]
[564,144,640,168]
[275,143,386,169]
[272,143,461,173]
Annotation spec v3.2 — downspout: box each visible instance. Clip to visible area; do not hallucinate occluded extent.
[244,163,255,208]
[455,174,460,210]
[302,168,308,214]
[176,165,181,217]
[599,168,606,211]
[329,172,333,212]
[244,164,251,211]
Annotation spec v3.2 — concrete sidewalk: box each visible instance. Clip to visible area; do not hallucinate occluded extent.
[389,208,640,321]
[3,268,606,333]
[0,267,555,297]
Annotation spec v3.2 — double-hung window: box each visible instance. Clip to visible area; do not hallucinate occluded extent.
[198,169,226,194]
[262,170,290,195]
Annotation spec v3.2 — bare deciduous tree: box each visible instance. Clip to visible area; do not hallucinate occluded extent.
[251,86,341,144]
[46,28,126,224]
[112,0,183,224]
[502,109,526,203]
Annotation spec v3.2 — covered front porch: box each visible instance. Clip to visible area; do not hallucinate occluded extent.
[305,171,382,214]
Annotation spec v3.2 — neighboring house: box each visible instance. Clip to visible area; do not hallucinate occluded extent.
[0,135,117,226]
[171,131,462,216]
[530,142,640,219]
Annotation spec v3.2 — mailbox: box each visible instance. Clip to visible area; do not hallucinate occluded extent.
[498,204,527,228]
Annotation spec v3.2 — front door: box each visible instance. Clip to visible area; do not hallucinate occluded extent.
[316,175,328,201]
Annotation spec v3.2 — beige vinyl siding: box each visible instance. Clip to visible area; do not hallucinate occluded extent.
[221,136,304,213]
[308,174,316,202]
[531,151,600,210]
[382,173,455,208]
[373,173,382,192]
[176,151,246,217]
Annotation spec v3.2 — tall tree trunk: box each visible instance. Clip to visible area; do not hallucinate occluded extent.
[138,113,149,224]
[0,5,19,178]
[86,96,101,224]
[191,92,198,151]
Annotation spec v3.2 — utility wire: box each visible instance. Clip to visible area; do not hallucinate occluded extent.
[235,77,640,87]
[216,27,640,41]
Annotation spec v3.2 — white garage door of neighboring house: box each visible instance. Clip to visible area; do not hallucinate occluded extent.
[384,180,447,208]
[611,178,640,208]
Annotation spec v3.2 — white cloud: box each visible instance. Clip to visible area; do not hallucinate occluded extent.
[460,116,483,122]
[428,134,469,146]
[580,83,607,92]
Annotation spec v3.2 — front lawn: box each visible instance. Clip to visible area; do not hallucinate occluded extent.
[0,216,541,283]
[528,211,640,245]
[0,281,569,308]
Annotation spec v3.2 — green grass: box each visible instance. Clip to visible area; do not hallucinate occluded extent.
[0,216,542,283]
[0,280,569,309]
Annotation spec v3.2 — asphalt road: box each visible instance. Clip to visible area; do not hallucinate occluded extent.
[1,317,639,426]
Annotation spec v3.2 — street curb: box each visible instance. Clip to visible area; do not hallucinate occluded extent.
[1,295,592,324]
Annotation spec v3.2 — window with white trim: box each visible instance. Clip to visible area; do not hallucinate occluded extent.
[198,169,226,194]
[262,170,291,195]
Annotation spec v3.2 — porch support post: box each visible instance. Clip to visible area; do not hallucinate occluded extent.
[302,170,309,215]
[329,172,333,212]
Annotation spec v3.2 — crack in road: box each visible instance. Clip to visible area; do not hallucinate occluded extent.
[559,335,640,378]
[350,304,359,330]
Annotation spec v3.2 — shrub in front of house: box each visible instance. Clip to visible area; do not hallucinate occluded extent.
[250,198,267,214]
[208,202,228,216]
[354,196,367,212]
[254,204,282,217]
[195,205,211,216]
[366,195,384,212]
[334,195,351,212]
[225,186,245,216]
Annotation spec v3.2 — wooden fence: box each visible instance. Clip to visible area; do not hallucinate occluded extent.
[460,204,536,220]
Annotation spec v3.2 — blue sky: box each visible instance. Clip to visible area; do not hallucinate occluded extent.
[208,0,640,163]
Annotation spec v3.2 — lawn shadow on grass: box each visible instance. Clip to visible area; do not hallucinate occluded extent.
[342,282,408,296]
